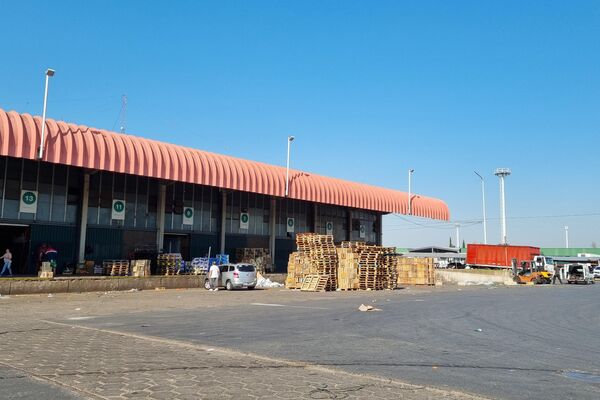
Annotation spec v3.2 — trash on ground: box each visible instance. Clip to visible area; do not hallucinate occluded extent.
[475,328,483,332]
[74,308,81,311]
[256,276,284,289]
[47,294,53,298]
[358,304,382,312]
[128,288,139,292]
[155,287,166,291]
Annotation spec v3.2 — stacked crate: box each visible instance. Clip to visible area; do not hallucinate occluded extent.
[286,233,338,291]
[357,246,382,290]
[236,248,272,274]
[397,257,436,285]
[336,247,360,290]
[379,253,399,290]
[103,260,130,276]
[285,251,314,289]
[131,259,151,277]
[157,253,182,276]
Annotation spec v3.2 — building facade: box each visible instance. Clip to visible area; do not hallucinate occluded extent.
[0,109,449,274]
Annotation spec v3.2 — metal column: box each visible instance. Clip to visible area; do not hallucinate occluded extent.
[157,183,166,251]
[220,191,227,255]
[376,214,383,245]
[269,198,276,270]
[77,173,90,264]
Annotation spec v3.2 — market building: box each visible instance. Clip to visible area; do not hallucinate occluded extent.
[0,109,449,275]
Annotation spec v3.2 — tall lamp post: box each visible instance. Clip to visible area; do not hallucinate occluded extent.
[474,171,488,244]
[408,169,415,215]
[565,226,569,248]
[494,168,511,245]
[285,136,295,197]
[38,68,55,160]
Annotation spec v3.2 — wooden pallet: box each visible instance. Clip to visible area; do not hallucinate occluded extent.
[300,275,329,292]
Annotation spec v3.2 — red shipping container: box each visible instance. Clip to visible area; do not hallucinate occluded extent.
[466,244,541,269]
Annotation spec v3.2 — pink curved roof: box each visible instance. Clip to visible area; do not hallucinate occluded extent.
[0,109,449,220]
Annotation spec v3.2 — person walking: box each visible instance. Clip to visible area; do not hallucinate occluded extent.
[552,265,563,284]
[208,262,220,291]
[1,249,13,277]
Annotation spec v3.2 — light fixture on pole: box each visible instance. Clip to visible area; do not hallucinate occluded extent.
[474,171,487,244]
[565,226,569,248]
[38,68,55,160]
[494,168,511,245]
[408,169,415,215]
[285,136,295,197]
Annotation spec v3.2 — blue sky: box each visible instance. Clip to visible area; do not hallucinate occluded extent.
[1,1,599,248]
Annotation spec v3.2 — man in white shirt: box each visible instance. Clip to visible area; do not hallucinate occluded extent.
[208,262,220,291]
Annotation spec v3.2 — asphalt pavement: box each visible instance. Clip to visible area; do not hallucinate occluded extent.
[1,283,599,399]
[58,284,600,400]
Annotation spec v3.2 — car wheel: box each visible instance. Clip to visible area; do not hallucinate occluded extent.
[248,286,255,290]
[226,280,233,291]
[204,279,211,290]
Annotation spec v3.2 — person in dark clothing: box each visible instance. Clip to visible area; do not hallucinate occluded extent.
[552,266,563,284]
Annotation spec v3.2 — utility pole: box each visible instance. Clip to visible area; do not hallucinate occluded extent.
[455,224,460,250]
[120,94,127,133]
[565,226,569,248]
[285,136,295,197]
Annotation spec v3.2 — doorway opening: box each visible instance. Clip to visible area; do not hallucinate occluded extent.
[163,234,190,260]
[0,224,31,275]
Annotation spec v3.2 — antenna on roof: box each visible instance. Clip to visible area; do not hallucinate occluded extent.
[119,94,127,133]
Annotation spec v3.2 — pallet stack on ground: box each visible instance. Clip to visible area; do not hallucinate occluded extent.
[336,247,360,290]
[379,254,399,290]
[236,248,272,274]
[285,233,338,291]
[131,259,151,277]
[397,257,436,285]
[157,253,182,276]
[103,260,130,276]
[285,252,314,289]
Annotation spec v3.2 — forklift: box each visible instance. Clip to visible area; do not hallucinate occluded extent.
[512,258,552,284]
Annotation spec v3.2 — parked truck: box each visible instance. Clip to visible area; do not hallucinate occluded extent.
[466,244,545,269]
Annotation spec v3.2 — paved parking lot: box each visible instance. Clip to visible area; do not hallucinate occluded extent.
[1,284,599,399]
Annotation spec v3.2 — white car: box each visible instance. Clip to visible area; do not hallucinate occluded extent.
[593,266,600,279]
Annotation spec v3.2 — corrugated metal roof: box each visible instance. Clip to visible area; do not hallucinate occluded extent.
[0,109,450,220]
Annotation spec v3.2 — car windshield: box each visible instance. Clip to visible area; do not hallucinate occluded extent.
[237,265,255,272]
[545,257,554,265]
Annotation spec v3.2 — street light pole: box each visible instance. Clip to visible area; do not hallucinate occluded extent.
[474,171,487,244]
[494,168,511,245]
[455,224,460,249]
[408,169,414,215]
[285,136,295,197]
[38,68,55,160]
[565,226,569,248]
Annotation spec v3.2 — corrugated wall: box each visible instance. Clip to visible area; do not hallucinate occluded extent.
[85,227,124,262]
[28,224,78,274]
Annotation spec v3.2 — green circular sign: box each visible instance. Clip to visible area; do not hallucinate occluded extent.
[360,226,365,233]
[22,191,36,205]
[326,222,333,230]
[287,218,294,227]
[241,213,249,223]
[113,200,125,213]
[185,208,194,218]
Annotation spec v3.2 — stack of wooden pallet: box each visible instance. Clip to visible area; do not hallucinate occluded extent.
[397,257,436,285]
[236,248,272,274]
[336,247,360,290]
[285,233,338,291]
[379,253,399,290]
[103,260,130,276]
[285,251,314,289]
[357,246,382,290]
[157,253,182,276]
[131,259,151,277]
